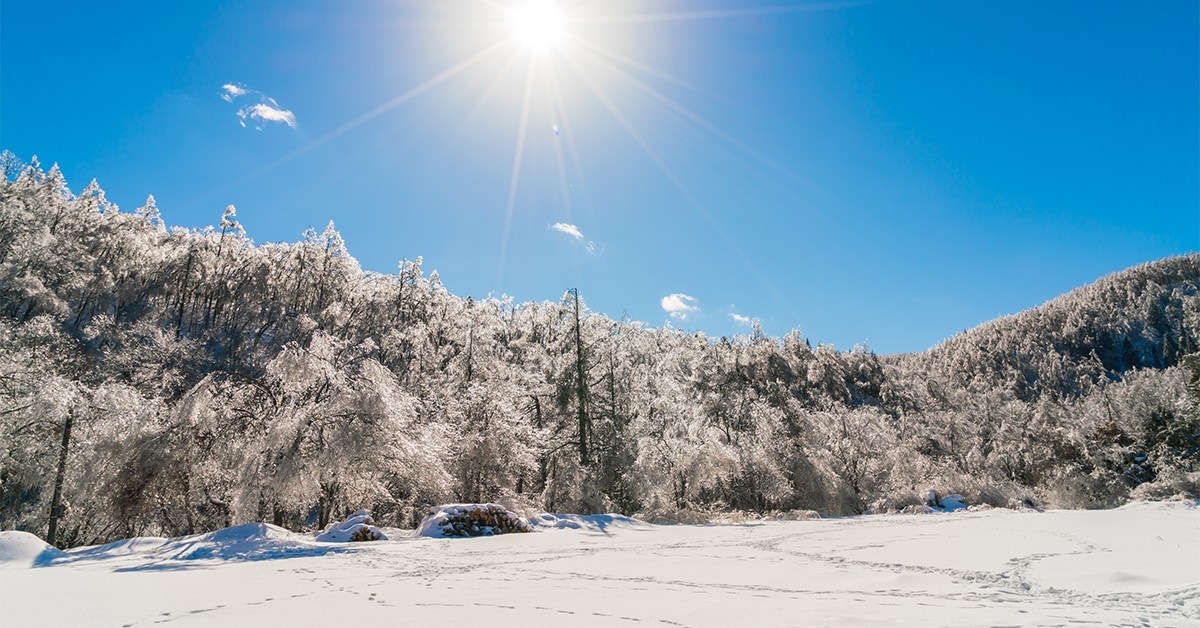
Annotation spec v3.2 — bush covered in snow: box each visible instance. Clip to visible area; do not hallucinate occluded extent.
[639,507,821,524]
[417,504,531,538]
[1129,468,1200,502]
[316,510,388,543]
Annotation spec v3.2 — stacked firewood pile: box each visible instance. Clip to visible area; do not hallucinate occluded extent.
[316,510,389,543]
[349,523,383,542]
[424,504,532,538]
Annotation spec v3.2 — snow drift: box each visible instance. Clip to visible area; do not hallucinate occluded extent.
[527,512,650,532]
[0,531,64,568]
[315,510,388,543]
[148,523,327,561]
[16,523,349,568]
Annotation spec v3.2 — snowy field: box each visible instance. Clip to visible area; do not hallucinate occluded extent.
[2,502,1197,627]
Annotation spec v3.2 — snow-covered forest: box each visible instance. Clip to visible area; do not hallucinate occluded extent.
[1,153,1198,548]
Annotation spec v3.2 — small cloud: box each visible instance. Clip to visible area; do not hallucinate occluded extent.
[221,83,248,102]
[729,312,753,326]
[238,102,297,129]
[550,222,598,254]
[661,293,699,320]
[221,83,296,129]
[550,222,583,240]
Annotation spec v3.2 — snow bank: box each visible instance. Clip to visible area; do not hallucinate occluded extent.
[123,523,324,562]
[898,492,970,514]
[939,493,967,511]
[528,513,650,532]
[52,522,346,567]
[316,510,388,543]
[2,521,367,571]
[1119,497,1199,510]
[0,531,63,568]
[417,504,531,538]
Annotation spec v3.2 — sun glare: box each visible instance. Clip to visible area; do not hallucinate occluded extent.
[511,2,565,50]
[321,1,807,288]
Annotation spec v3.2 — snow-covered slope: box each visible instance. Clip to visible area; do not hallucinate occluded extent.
[2,503,1197,626]
[0,531,63,568]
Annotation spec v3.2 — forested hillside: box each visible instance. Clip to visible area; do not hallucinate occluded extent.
[1,153,1197,548]
[916,257,1198,397]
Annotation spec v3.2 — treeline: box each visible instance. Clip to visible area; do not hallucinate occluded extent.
[0,153,1197,548]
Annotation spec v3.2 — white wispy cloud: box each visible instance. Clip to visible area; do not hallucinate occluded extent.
[550,222,583,240]
[729,312,753,326]
[549,223,598,253]
[221,84,248,102]
[221,83,296,130]
[661,293,699,320]
[238,102,297,129]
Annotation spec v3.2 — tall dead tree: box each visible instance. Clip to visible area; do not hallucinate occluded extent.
[571,288,590,465]
[46,410,73,547]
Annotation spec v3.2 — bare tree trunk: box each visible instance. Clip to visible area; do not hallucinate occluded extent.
[47,411,73,547]
[318,482,337,530]
[532,395,548,491]
[183,472,195,535]
[572,289,589,465]
[174,249,195,339]
[465,322,474,385]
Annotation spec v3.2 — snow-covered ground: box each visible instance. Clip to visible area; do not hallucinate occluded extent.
[2,502,1197,627]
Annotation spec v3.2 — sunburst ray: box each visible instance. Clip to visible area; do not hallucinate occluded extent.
[495,57,540,290]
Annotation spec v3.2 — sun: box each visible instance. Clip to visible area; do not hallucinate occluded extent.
[510,2,565,50]
[274,1,812,291]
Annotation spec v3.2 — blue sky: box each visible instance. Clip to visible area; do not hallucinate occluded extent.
[2,0,1197,353]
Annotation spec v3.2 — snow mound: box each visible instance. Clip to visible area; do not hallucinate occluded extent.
[527,513,650,532]
[145,523,335,562]
[777,509,823,521]
[316,510,388,543]
[8,523,350,569]
[0,531,63,568]
[939,494,967,511]
[901,493,969,515]
[1119,498,1199,511]
[417,504,532,538]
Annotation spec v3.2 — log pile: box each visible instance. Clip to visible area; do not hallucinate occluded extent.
[316,510,388,543]
[349,523,383,542]
[427,504,532,538]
